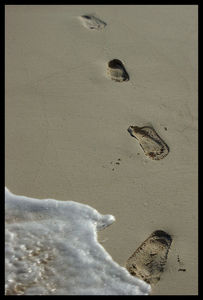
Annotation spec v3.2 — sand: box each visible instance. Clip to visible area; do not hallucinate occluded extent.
[5,5,198,295]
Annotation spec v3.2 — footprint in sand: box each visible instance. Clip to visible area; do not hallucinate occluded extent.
[79,15,107,30]
[127,125,169,160]
[126,230,172,285]
[107,59,129,82]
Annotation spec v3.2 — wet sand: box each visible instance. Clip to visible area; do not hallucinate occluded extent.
[5,5,198,295]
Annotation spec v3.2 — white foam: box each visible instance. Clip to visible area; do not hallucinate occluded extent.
[5,187,151,295]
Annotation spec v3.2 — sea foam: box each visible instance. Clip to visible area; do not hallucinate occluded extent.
[5,187,151,295]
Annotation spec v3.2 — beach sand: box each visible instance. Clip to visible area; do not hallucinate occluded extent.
[5,5,198,295]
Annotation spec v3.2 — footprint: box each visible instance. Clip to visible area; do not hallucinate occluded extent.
[107,59,129,82]
[79,15,106,30]
[125,230,172,285]
[127,125,169,160]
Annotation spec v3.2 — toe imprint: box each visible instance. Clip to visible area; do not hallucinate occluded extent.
[107,59,129,82]
[79,15,106,30]
[126,230,172,285]
[127,125,169,160]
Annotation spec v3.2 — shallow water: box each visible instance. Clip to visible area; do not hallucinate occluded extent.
[5,187,150,295]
